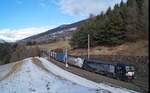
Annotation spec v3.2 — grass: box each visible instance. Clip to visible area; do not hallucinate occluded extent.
[26,40,70,51]
[26,39,148,56]
[69,40,148,56]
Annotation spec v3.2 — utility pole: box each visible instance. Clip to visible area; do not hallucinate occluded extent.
[88,34,90,59]
[64,36,68,67]
[65,48,68,67]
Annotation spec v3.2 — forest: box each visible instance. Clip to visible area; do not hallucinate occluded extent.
[70,0,148,48]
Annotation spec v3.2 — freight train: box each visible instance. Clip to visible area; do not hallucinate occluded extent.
[47,50,135,81]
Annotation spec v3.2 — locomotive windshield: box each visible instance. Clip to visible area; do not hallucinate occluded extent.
[125,66,135,72]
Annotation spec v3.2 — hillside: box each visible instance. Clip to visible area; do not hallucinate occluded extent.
[70,0,148,48]
[23,0,148,56]
[26,40,70,50]
[0,39,5,43]
[0,57,138,93]
[19,19,88,44]
[0,43,13,65]
[26,39,148,56]
[69,40,148,56]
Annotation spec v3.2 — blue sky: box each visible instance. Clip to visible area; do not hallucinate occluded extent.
[0,0,126,42]
[0,0,82,29]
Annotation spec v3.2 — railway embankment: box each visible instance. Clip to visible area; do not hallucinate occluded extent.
[48,57,148,93]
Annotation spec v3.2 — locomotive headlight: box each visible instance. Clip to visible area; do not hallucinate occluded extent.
[126,72,134,76]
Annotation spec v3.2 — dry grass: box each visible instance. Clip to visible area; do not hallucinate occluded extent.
[69,40,148,56]
[26,40,70,51]
[26,39,148,56]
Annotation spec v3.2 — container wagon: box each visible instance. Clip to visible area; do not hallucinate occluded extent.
[56,52,66,62]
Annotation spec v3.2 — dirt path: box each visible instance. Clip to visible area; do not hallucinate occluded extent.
[32,57,66,80]
[32,58,50,74]
[48,58,146,93]
[0,61,23,81]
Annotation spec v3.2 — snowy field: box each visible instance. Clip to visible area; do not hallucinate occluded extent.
[0,57,138,93]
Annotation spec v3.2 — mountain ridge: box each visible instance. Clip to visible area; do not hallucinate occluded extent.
[19,19,88,44]
[0,39,6,43]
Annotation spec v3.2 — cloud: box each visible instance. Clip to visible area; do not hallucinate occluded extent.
[58,0,127,17]
[0,26,54,42]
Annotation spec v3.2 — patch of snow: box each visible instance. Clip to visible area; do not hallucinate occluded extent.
[0,63,14,79]
[0,57,138,93]
[66,27,77,31]
[0,58,106,93]
[38,57,138,93]
[51,27,77,36]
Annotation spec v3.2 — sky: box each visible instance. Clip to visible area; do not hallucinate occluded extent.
[0,0,126,42]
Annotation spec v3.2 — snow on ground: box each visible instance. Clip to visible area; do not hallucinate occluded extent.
[0,57,138,93]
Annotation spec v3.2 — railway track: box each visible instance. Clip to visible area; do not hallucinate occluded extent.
[48,57,147,93]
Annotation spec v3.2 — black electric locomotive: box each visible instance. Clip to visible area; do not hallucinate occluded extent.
[82,59,135,81]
